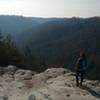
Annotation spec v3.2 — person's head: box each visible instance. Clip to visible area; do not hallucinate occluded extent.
[79,51,86,59]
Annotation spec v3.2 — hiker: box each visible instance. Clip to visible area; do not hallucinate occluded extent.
[75,51,87,86]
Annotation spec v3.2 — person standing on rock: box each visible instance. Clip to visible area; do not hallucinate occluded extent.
[75,51,87,87]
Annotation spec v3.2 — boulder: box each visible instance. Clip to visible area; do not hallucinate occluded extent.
[4,65,18,75]
[32,68,68,85]
[2,74,14,82]
[15,69,33,81]
[44,68,68,79]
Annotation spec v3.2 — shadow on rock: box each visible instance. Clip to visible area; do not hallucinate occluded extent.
[80,85,100,99]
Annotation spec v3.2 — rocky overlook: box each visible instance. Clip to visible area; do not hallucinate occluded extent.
[0,65,100,100]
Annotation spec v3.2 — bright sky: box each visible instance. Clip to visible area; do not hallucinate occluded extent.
[0,0,100,17]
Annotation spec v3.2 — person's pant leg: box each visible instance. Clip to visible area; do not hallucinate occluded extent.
[80,70,84,84]
[76,71,80,86]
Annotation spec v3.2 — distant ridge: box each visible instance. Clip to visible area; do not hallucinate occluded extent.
[0,15,100,80]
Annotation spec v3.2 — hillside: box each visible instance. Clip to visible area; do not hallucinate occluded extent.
[0,65,100,100]
[0,16,100,80]
[16,17,100,80]
[0,15,50,37]
[16,17,100,61]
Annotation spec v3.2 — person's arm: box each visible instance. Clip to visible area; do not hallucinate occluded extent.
[75,58,80,71]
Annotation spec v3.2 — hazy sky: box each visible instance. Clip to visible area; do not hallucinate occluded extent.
[0,0,100,17]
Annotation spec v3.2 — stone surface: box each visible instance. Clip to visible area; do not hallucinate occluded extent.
[28,94,36,100]
[15,69,33,80]
[0,66,99,100]
[4,65,18,75]
[0,96,8,100]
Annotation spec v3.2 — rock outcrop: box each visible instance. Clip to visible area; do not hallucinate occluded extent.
[0,65,100,100]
